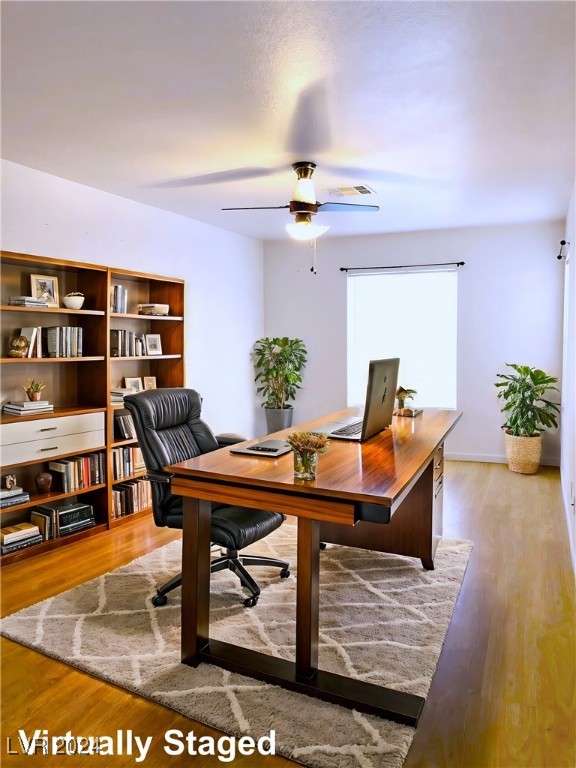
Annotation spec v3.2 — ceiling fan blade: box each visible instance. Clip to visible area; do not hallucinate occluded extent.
[318,202,380,213]
[285,79,332,156]
[155,167,281,188]
[222,205,290,211]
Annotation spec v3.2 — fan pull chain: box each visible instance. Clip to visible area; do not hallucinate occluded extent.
[310,238,318,275]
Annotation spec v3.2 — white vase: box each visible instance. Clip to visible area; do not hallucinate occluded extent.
[63,295,85,309]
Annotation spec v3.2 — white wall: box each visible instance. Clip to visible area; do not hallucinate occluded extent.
[1,160,264,436]
[263,222,565,464]
[561,185,576,572]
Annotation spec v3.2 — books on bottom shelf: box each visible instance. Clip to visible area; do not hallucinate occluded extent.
[0,522,42,555]
[3,401,54,416]
[112,478,152,519]
[35,502,96,539]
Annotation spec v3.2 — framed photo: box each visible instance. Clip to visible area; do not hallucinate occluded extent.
[145,334,163,356]
[124,377,143,392]
[143,376,157,390]
[30,274,59,307]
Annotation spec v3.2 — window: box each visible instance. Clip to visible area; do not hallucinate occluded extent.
[347,269,458,408]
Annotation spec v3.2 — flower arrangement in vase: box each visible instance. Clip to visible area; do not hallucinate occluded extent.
[286,431,329,480]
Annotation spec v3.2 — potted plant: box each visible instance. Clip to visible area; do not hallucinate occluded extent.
[495,363,560,474]
[252,336,308,432]
[23,378,46,402]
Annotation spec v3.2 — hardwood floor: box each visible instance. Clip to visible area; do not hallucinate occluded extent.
[1,462,574,767]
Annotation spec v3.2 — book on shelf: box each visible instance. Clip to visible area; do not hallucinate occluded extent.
[42,326,83,358]
[6,400,50,408]
[19,327,38,358]
[48,451,105,493]
[9,296,48,308]
[110,329,142,357]
[110,285,128,314]
[0,492,31,509]
[3,403,54,415]
[0,522,40,544]
[31,509,53,541]
[110,389,137,404]
[1,534,44,555]
[0,486,25,499]
[113,408,137,439]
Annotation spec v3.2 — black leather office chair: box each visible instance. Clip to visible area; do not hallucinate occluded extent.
[124,388,290,608]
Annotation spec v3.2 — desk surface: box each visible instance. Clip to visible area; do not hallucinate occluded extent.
[167,408,461,508]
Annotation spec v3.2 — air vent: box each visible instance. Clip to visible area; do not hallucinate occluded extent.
[323,184,376,197]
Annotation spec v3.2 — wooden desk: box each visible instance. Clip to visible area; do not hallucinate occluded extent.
[167,408,461,726]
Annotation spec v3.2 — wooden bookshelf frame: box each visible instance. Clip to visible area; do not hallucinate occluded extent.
[0,251,185,565]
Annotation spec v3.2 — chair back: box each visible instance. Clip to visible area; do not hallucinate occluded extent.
[124,388,219,527]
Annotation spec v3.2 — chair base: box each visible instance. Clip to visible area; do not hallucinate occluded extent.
[152,549,290,608]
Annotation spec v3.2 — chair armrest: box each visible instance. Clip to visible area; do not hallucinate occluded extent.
[216,432,247,447]
[144,470,174,484]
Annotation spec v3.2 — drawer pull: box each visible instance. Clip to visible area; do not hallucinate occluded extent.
[40,446,59,452]
[434,461,443,469]
[40,427,58,432]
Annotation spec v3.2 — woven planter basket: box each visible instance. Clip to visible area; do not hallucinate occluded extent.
[504,431,542,474]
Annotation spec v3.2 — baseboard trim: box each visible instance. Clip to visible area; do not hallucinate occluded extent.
[445,452,560,467]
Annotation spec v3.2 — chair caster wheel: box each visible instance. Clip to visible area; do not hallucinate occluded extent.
[319,542,327,550]
[244,596,259,608]
[152,594,168,607]
[280,568,290,578]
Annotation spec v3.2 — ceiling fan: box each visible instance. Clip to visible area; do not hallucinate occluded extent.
[221,161,379,241]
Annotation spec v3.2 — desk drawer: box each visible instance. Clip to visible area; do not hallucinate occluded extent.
[1,412,104,447]
[1,429,105,466]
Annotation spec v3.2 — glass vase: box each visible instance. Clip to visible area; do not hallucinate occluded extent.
[293,449,318,481]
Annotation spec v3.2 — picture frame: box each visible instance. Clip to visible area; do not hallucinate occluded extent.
[143,376,157,390]
[30,274,59,307]
[124,377,143,392]
[144,334,163,356]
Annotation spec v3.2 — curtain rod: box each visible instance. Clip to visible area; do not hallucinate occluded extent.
[340,261,465,272]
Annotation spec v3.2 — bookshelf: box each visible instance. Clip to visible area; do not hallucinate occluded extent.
[0,251,185,565]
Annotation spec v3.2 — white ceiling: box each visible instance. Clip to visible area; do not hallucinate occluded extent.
[1,1,574,242]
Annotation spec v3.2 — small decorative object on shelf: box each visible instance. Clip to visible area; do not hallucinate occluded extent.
[63,291,85,309]
[3,474,18,490]
[8,335,29,358]
[143,376,157,390]
[35,471,53,494]
[124,377,143,392]
[144,334,163,355]
[30,274,59,307]
[394,386,422,417]
[286,431,329,481]
[22,378,46,402]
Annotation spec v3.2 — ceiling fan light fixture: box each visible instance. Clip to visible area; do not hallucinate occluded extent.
[285,213,329,241]
[292,177,316,205]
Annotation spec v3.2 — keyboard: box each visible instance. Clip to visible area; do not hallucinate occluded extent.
[331,421,363,437]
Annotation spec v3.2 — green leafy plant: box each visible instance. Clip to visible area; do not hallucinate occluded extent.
[396,386,417,408]
[252,337,308,409]
[23,378,46,393]
[495,364,560,436]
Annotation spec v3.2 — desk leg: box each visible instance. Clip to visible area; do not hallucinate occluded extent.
[181,497,211,665]
[296,517,320,678]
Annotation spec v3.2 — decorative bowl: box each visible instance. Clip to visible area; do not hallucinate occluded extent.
[63,295,85,309]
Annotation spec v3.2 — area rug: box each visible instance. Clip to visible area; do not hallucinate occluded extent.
[1,528,472,768]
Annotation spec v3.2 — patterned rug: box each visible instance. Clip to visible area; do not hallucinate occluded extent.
[1,527,472,768]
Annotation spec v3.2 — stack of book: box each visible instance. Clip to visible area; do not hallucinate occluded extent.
[8,295,48,308]
[0,486,31,509]
[110,388,137,405]
[3,400,54,416]
[48,451,106,493]
[0,522,42,555]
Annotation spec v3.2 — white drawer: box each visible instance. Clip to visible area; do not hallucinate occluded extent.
[1,429,105,467]
[1,412,104,447]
